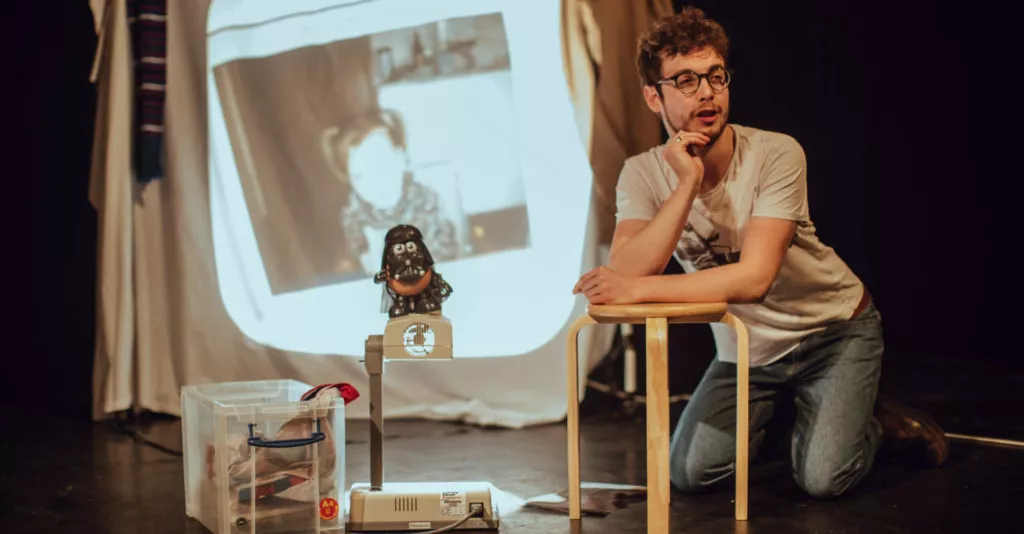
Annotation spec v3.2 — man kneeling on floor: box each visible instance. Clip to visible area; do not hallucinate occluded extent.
[572,6,948,499]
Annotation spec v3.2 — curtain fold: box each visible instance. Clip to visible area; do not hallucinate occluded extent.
[89,0,136,420]
[561,0,600,159]
[563,0,673,245]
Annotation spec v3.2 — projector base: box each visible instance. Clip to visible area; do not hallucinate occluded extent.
[346,482,499,532]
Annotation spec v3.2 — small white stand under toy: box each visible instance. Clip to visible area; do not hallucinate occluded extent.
[346,313,500,533]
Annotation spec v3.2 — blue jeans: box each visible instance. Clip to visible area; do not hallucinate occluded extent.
[669,302,884,499]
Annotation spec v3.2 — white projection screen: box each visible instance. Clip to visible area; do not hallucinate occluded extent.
[206,0,607,425]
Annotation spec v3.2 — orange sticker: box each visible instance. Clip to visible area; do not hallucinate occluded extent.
[319,497,339,520]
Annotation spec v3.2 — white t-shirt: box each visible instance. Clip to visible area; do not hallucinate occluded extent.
[615,123,865,367]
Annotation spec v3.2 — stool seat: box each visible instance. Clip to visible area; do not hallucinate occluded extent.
[565,300,750,533]
[587,302,729,323]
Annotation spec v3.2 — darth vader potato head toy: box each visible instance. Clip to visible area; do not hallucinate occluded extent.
[374,224,453,318]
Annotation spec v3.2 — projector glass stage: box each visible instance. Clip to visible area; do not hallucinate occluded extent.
[206,0,592,357]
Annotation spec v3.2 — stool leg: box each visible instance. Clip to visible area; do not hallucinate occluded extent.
[566,315,595,521]
[722,313,750,521]
[645,317,670,534]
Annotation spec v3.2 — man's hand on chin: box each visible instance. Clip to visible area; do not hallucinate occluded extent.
[572,266,644,305]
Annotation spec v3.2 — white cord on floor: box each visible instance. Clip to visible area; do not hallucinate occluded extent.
[413,511,478,534]
[945,432,1024,449]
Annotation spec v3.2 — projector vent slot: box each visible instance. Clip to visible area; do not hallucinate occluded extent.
[394,496,418,512]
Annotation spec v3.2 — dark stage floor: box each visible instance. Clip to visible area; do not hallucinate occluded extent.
[3,352,1021,534]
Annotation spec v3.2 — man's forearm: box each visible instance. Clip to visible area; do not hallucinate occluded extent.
[634,262,771,304]
[609,186,698,277]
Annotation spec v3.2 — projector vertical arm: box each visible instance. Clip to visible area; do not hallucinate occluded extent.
[364,335,385,491]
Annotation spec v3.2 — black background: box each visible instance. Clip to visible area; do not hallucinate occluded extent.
[6,2,1004,419]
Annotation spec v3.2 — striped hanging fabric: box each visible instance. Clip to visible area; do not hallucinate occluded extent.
[127,0,167,183]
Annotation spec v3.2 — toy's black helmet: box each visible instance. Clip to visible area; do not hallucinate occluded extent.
[384,224,422,246]
[380,224,434,270]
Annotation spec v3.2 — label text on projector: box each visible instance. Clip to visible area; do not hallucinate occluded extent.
[409,522,431,529]
[440,490,467,516]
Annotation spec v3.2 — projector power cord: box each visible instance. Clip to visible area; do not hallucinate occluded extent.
[413,505,485,534]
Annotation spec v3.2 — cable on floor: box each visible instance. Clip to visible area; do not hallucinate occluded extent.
[110,416,183,456]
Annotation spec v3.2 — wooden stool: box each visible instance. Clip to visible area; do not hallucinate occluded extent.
[565,303,750,532]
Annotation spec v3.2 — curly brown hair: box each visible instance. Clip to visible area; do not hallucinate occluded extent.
[636,7,730,88]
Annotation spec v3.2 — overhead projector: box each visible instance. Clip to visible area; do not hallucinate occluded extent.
[346,313,500,533]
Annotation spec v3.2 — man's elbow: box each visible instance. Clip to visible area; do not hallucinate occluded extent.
[733,270,775,303]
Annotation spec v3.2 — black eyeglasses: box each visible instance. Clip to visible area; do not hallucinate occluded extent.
[657,67,733,95]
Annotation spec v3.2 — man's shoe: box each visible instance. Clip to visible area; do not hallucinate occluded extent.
[874,397,949,467]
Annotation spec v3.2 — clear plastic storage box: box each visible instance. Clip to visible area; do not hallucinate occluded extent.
[181,380,346,534]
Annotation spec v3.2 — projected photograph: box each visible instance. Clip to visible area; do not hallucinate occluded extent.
[212,12,530,295]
